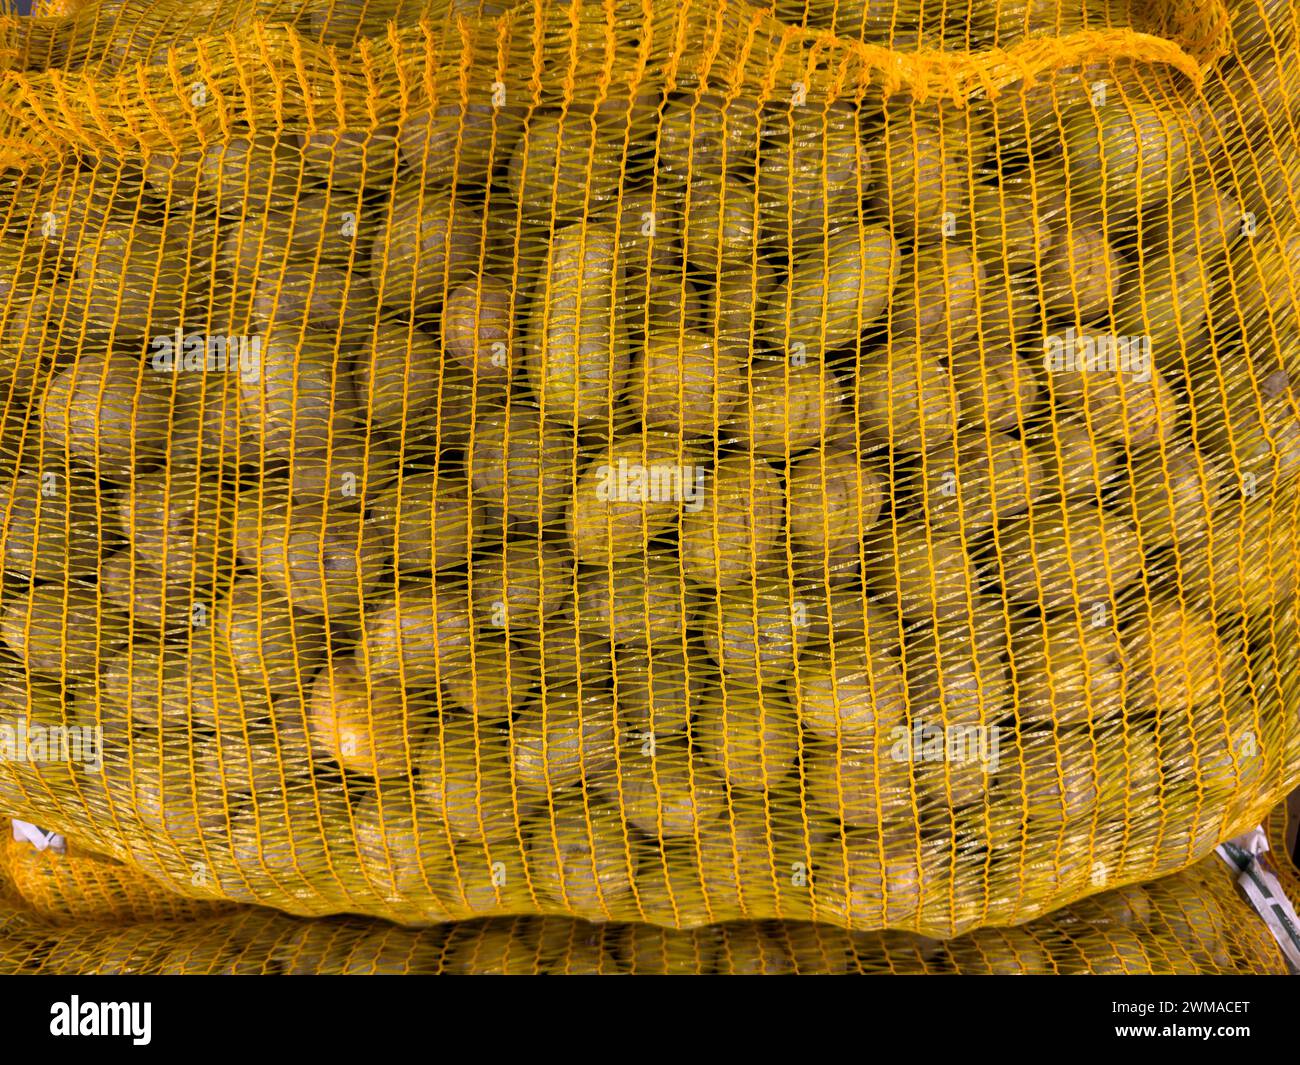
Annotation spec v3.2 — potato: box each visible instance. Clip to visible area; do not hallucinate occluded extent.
[857,342,957,452]
[951,348,1040,433]
[506,110,627,218]
[26,174,133,268]
[350,789,449,908]
[369,181,483,312]
[527,801,635,919]
[1112,249,1213,353]
[969,183,1054,274]
[995,503,1143,613]
[1045,361,1179,450]
[576,556,691,649]
[251,263,376,337]
[99,550,201,634]
[803,741,914,829]
[863,522,980,623]
[240,330,357,451]
[536,611,614,688]
[796,638,906,744]
[284,428,401,505]
[41,353,177,476]
[419,715,527,843]
[921,430,1048,535]
[443,276,513,384]
[609,744,726,839]
[0,466,111,579]
[1029,418,1122,500]
[738,361,849,457]
[1190,363,1300,485]
[370,472,475,574]
[95,639,264,731]
[868,118,968,242]
[1062,99,1190,220]
[680,175,759,277]
[656,92,761,180]
[1143,179,1246,261]
[944,928,1053,974]
[626,330,746,438]
[221,191,359,279]
[890,243,984,348]
[787,447,884,575]
[358,580,473,684]
[1121,596,1224,714]
[811,832,924,925]
[307,656,421,778]
[679,454,783,589]
[255,504,387,617]
[1038,222,1121,321]
[769,225,899,357]
[397,102,522,190]
[904,611,1012,730]
[1186,497,1296,617]
[198,135,306,217]
[1011,612,1125,726]
[301,126,398,194]
[470,538,570,631]
[352,320,449,432]
[695,684,800,792]
[567,434,699,563]
[701,579,810,684]
[524,222,628,426]
[213,575,325,698]
[511,686,617,793]
[439,637,537,718]
[1115,443,1220,551]
[117,471,233,583]
[0,583,123,677]
[612,645,706,738]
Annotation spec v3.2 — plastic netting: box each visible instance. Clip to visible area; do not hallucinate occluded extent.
[0,843,1286,972]
[0,0,1296,935]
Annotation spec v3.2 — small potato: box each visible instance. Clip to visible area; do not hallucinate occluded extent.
[523,222,629,426]
[680,455,784,589]
[351,320,444,430]
[1029,419,1122,501]
[255,504,387,617]
[370,472,475,574]
[0,466,112,579]
[803,741,914,828]
[811,832,924,926]
[439,637,537,719]
[1012,613,1125,727]
[903,612,1012,730]
[350,788,451,910]
[737,361,849,457]
[566,434,700,563]
[308,656,422,777]
[99,550,202,634]
[612,645,706,737]
[680,175,759,277]
[796,639,907,744]
[921,431,1048,535]
[420,715,530,844]
[1114,444,1220,551]
[506,110,627,218]
[358,580,473,684]
[511,686,617,793]
[767,225,899,357]
[1062,99,1190,220]
[609,745,726,840]
[626,330,746,438]
[868,118,969,243]
[301,125,398,194]
[198,135,307,217]
[397,102,523,190]
[969,183,1055,274]
[1111,249,1213,353]
[863,522,980,623]
[469,538,571,632]
[994,504,1144,614]
[284,428,401,505]
[1039,222,1123,322]
[656,92,761,180]
[700,580,810,684]
[251,263,376,337]
[0,583,124,677]
[857,342,957,453]
[787,448,885,575]
[695,683,800,792]
[41,353,178,476]
[1045,362,1180,450]
[951,348,1041,433]
[526,800,634,920]
[1121,597,1225,715]
[1143,178,1246,261]
[369,181,483,312]
[443,276,514,384]
[576,556,692,649]
[213,575,325,698]
[989,730,1099,828]
[117,471,233,584]
[890,243,984,347]
[241,330,358,451]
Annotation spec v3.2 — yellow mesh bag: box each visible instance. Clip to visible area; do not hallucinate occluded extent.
[0,829,234,922]
[0,850,1286,972]
[0,0,1296,935]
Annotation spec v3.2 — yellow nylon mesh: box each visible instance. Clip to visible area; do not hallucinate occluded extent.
[0,847,1285,972]
[0,0,1296,935]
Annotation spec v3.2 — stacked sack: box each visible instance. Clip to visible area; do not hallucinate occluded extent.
[0,0,1295,942]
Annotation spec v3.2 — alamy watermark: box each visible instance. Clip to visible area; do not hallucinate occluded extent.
[0,720,102,772]
[150,327,262,383]
[889,719,1002,774]
[1044,326,1151,383]
[594,458,705,511]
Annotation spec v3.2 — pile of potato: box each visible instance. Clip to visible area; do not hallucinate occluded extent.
[0,0,1296,935]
